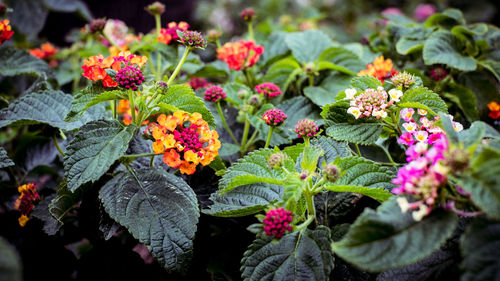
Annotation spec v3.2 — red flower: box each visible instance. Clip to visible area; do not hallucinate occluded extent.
[14,183,39,227]
[217,40,264,71]
[0,19,13,45]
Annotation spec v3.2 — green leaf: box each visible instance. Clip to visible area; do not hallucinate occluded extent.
[400,87,448,114]
[223,82,250,106]
[262,32,290,66]
[156,84,215,127]
[66,90,127,122]
[8,0,48,35]
[318,46,365,74]
[396,102,438,116]
[301,146,323,173]
[324,185,391,202]
[461,219,500,281]
[304,86,337,107]
[0,237,22,281]
[333,198,458,271]
[442,82,479,121]
[31,194,60,235]
[334,156,395,189]
[0,147,14,169]
[461,147,500,219]
[477,60,500,81]
[285,30,333,63]
[219,148,294,194]
[458,121,488,148]
[48,182,81,230]
[219,142,240,157]
[0,48,52,78]
[350,76,382,91]
[63,120,137,192]
[99,167,199,272]
[326,123,384,145]
[0,90,107,130]
[438,112,459,144]
[241,227,334,281]
[423,30,477,71]
[262,57,302,91]
[282,173,305,213]
[283,143,305,162]
[192,61,228,79]
[42,0,92,20]
[311,136,351,164]
[424,8,466,28]
[203,183,282,217]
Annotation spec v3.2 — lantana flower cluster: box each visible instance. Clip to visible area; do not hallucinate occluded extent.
[255,82,282,99]
[345,87,403,119]
[30,43,58,67]
[295,119,319,138]
[263,207,293,239]
[14,183,40,227]
[81,51,148,88]
[217,40,264,70]
[189,76,212,90]
[0,19,13,45]
[204,86,226,102]
[487,101,500,120]
[147,111,221,175]
[263,109,287,126]
[393,135,449,221]
[358,56,398,82]
[391,72,415,88]
[158,21,189,45]
[398,108,463,146]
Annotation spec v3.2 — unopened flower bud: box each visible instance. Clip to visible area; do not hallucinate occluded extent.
[207,29,222,43]
[204,86,226,102]
[237,89,249,100]
[268,152,286,169]
[303,62,318,76]
[391,72,415,88]
[145,1,166,16]
[263,109,287,127]
[295,119,319,138]
[324,164,340,182]
[116,66,145,91]
[178,30,206,49]
[89,18,106,34]
[263,207,293,239]
[247,94,261,106]
[255,82,282,99]
[241,8,256,22]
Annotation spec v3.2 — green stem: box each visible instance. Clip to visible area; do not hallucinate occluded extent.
[121,152,160,159]
[308,75,314,86]
[110,100,117,119]
[383,148,396,165]
[216,101,239,145]
[53,135,65,157]
[155,14,162,37]
[296,192,316,230]
[304,137,310,147]
[149,155,155,167]
[156,53,162,80]
[240,115,250,154]
[248,22,254,41]
[244,129,259,151]
[167,47,191,86]
[264,126,274,148]
[215,39,222,49]
[129,89,136,125]
[295,215,315,231]
[354,143,361,156]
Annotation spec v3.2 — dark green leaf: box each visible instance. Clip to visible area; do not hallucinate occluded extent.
[311,136,351,164]
[326,123,384,145]
[442,82,479,121]
[400,87,448,114]
[318,46,364,74]
[333,198,458,271]
[262,57,302,91]
[66,89,126,122]
[8,0,48,35]
[63,120,137,192]
[423,30,477,71]
[0,237,22,281]
[42,0,92,20]
[99,167,199,272]
[350,76,382,91]
[424,8,466,28]
[285,30,333,63]
[304,86,337,107]
[0,48,52,78]
[0,147,14,169]
[31,194,60,235]
[241,227,334,281]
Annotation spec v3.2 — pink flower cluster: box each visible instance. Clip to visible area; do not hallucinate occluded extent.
[189,76,212,90]
[255,82,282,99]
[179,30,206,49]
[398,108,463,147]
[204,86,226,102]
[263,207,293,239]
[346,87,399,119]
[393,134,449,221]
[116,65,145,91]
[263,109,287,126]
[295,119,319,138]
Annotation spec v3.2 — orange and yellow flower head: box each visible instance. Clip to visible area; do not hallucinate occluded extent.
[147,111,220,175]
[217,40,264,71]
[81,51,147,88]
[14,183,39,227]
[358,56,398,82]
[0,19,13,45]
[30,43,59,67]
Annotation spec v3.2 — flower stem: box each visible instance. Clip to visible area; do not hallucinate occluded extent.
[304,137,310,147]
[354,143,361,156]
[264,126,274,148]
[53,135,65,157]
[155,14,161,37]
[308,75,314,86]
[129,89,136,125]
[110,100,117,119]
[244,129,259,151]
[247,22,254,41]
[215,39,222,49]
[167,47,191,86]
[156,53,162,80]
[240,115,250,154]
[216,101,239,145]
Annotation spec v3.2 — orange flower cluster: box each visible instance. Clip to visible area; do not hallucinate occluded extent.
[358,56,398,82]
[488,101,500,120]
[81,51,147,87]
[30,43,58,67]
[0,19,13,45]
[14,183,40,227]
[158,21,189,45]
[217,40,264,70]
[148,111,220,175]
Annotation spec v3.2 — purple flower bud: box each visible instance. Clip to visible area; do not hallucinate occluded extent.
[204,86,226,102]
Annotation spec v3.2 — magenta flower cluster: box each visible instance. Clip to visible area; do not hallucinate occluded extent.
[429,67,448,81]
[116,65,145,91]
[179,30,206,49]
[241,8,256,22]
[347,86,393,119]
[263,207,292,239]
[255,82,282,99]
[204,86,226,102]
[393,134,449,221]
[263,109,287,126]
[295,119,319,138]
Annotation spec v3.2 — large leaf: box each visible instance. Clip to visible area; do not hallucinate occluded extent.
[461,147,500,219]
[350,76,382,91]
[262,31,290,66]
[461,219,500,281]
[63,120,137,192]
[42,0,92,20]
[99,167,199,272]
[241,227,334,281]
[156,84,215,128]
[399,87,448,114]
[48,182,82,230]
[303,86,336,107]
[311,136,351,164]
[0,48,51,78]
[66,89,126,122]
[442,82,479,121]
[423,30,477,71]
[219,148,294,194]
[0,237,22,281]
[7,0,48,36]
[326,123,384,145]
[0,147,14,169]
[262,57,302,91]
[285,30,333,63]
[424,8,466,28]
[203,183,282,217]
[318,46,365,74]
[324,185,391,202]
[333,198,458,272]
[0,90,107,130]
